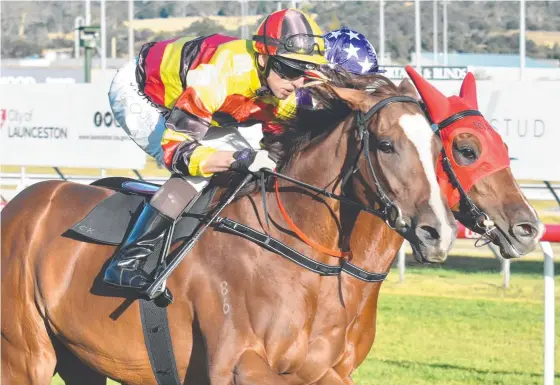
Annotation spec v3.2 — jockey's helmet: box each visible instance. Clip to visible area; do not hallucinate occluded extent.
[253,9,328,74]
[324,27,384,74]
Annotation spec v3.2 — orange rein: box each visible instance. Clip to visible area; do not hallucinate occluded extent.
[274,177,350,258]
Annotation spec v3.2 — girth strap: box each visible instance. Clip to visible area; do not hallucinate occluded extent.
[215,217,388,283]
[139,299,181,385]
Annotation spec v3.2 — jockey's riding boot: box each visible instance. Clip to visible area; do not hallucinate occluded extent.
[103,203,173,290]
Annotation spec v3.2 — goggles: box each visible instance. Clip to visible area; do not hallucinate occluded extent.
[253,33,326,56]
[268,57,308,80]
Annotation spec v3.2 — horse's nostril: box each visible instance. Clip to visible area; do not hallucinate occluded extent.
[421,225,440,240]
[513,222,538,240]
[416,225,440,245]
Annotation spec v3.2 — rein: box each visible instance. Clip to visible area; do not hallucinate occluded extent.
[274,178,350,258]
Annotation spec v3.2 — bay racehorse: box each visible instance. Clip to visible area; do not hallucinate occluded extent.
[286,66,544,385]
[1,76,456,385]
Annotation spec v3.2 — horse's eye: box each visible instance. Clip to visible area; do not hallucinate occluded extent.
[459,147,476,160]
[378,140,394,153]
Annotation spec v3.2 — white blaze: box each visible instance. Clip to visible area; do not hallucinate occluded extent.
[399,113,454,250]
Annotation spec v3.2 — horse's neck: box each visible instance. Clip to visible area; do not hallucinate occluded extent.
[342,212,403,312]
[285,121,350,186]
[266,121,352,262]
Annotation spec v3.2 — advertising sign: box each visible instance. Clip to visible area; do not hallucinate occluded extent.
[0,84,146,169]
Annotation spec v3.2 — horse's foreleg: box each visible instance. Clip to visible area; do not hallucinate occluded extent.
[233,350,291,385]
[1,330,56,385]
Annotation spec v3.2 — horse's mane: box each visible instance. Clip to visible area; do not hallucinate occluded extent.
[283,65,399,161]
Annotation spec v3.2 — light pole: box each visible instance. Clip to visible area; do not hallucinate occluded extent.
[433,0,438,64]
[379,0,385,64]
[443,0,448,66]
[415,0,421,70]
[520,0,526,80]
[129,0,134,60]
[100,0,106,71]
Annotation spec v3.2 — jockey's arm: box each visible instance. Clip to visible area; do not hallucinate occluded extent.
[161,60,293,176]
[199,150,236,173]
[160,54,238,177]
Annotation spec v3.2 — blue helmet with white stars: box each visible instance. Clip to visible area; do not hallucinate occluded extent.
[324,27,384,74]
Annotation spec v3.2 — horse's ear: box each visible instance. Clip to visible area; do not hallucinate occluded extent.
[404,65,451,124]
[398,78,420,99]
[329,86,368,111]
[459,72,478,109]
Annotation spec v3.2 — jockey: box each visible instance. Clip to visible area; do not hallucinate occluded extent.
[104,8,328,291]
[296,26,384,109]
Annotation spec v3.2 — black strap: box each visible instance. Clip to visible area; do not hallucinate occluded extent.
[137,225,181,385]
[436,128,488,230]
[357,95,420,127]
[139,299,181,385]
[341,260,388,282]
[421,105,490,231]
[267,170,384,218]
[260,172,272,241]
[354,95,419,229]
[215,217,387,283]
[216,217,341,276]
[437,110,482,130]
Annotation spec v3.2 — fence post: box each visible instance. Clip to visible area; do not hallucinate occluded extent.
[488,243,510,288]
[19,166,26,191]
[398,242,406,283]
[540,241,555,385]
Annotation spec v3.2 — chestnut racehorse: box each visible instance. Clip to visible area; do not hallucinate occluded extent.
[284,66,544,385]
[1,77,456,385]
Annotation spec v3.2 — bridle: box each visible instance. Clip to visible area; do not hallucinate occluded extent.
[339,95,423,230]
[218,94,429,282]
[426,107,496,238]
[266,94,423,255]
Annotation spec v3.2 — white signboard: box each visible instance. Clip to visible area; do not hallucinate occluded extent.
[386,66,469,81]
[475,82,552,181]
[0,83,146,169]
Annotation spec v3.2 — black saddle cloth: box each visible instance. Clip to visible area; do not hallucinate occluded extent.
[66,177,217,246]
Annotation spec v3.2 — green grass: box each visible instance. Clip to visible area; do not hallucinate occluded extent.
[355,295,546,385]
[52,254,559,385]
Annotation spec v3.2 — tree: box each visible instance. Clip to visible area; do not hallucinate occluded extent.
[1,37,42,58]
[181,18,227,37]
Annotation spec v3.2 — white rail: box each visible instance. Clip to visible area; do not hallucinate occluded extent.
[1,172,558,202]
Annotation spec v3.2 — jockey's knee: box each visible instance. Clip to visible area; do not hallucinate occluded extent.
[150,175,207,219]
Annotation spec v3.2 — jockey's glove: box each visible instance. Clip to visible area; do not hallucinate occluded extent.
[230,148,277,173]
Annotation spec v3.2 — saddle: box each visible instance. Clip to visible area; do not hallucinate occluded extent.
[67,176,217,247]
